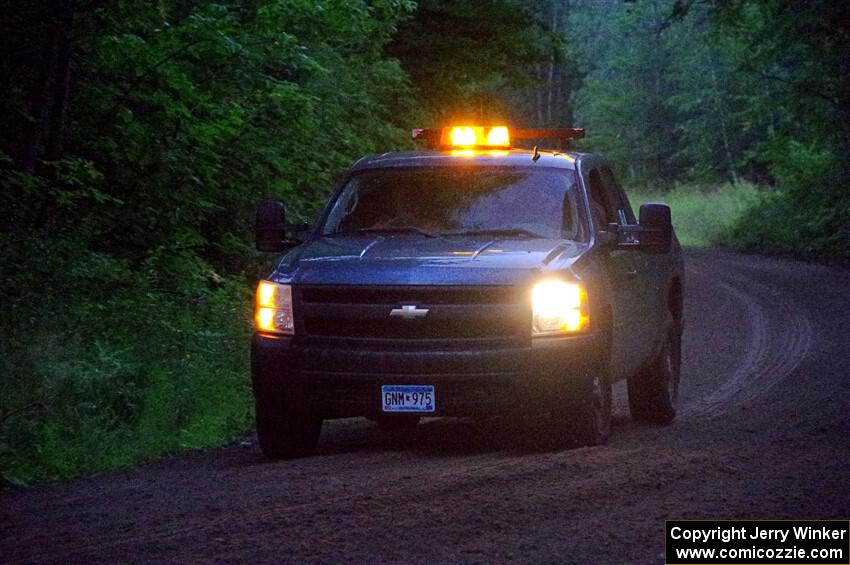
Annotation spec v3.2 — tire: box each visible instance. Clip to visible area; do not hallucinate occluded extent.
[255,397,322,459]
[544,370,612,449]
[628,324,681,424]
[545,331,614,448]
[565,373,613,446]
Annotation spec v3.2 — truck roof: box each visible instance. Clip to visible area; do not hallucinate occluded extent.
[351,148,584,172]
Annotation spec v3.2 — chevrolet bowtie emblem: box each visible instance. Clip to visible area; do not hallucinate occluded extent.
[389,305,429,320]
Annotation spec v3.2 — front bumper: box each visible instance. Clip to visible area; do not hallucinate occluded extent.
[251,334,604,419]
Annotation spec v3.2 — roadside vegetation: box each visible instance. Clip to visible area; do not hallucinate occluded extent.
[627,183,760,248]
[571,0,849,262]
[2,0,847,484]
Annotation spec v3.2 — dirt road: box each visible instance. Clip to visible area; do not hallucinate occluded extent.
[2,249,849,564]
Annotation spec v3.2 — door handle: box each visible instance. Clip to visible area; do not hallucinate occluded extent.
[625,269,639,278]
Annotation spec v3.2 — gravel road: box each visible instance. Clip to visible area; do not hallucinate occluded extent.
[2,248,849,564]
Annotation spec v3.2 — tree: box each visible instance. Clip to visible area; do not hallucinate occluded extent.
[388,0,557,124]
[571,0,682,182]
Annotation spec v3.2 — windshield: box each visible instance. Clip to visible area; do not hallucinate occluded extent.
[321,166,580,239]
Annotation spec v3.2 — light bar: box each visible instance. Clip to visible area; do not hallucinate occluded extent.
[412,126,585,149]
[441,126,511,148]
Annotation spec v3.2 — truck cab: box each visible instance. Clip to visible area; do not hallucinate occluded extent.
[252,126,684,458]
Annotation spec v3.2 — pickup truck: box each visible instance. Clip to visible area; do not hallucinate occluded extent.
[251,126,684,458]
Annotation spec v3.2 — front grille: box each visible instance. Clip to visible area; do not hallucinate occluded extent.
[295,285,529,346]
[299,286,517,305]
[304,317,520,339]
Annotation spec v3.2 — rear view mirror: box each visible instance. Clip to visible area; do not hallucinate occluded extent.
[638,203,672,254]
[256,200,303,252]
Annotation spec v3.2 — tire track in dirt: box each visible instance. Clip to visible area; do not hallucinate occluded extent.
[681,260,812,418]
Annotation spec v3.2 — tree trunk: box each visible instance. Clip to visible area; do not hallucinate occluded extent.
[535,64,544,125]
[32,1,74,229]
[555,65,563,126]
[708,56,738,184]
[45,14,72,162]
[19,29,59,172]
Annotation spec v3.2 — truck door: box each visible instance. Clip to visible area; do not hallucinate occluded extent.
[587,168,644,380]
[600,167,663,367]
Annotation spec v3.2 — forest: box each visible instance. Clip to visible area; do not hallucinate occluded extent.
[1,0,847,484]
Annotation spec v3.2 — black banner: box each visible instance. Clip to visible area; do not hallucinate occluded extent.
[665,520,849,564]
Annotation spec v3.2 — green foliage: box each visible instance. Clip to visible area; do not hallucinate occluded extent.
[572,1,682,181]
[627,183,760,247]
[709,0,850,262]
[0,231,253,484]
[571,0,849,261]
[721,190,850,262]
[720,148,850,261]
[389,0,560,123]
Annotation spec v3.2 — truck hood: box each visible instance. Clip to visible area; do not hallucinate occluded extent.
[270,235,590,286]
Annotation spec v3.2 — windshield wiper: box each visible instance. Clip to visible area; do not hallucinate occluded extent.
[334,226,439,238]
[446,228,545,239]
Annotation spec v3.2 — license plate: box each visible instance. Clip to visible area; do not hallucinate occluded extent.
[381,385,435,413]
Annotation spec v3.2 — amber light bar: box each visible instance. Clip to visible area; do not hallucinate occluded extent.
[412,126,584,149]
[411,126,510,148]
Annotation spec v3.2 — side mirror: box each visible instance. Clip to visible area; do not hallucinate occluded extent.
[256,200,302,252]
[638,203,672,254]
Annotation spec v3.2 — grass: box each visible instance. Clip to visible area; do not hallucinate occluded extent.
[625,181,849,263]
[625,182,761,247]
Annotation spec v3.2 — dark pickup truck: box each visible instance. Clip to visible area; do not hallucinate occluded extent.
[251,126,684,458]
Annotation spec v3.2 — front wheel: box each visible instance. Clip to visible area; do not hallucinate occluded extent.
[566,373,612,446]
[628,325,681,424]
[255,398,322,459]
[544,372,612,449]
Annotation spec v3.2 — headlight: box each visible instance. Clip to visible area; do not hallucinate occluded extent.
[531,280,589,336]
[255,281,294,335]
